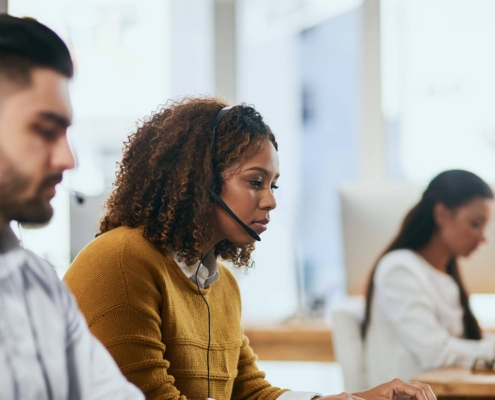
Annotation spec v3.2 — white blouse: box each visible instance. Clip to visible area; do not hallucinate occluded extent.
[364,249,495,387]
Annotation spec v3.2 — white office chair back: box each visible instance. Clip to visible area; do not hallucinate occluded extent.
[332,298,367,393]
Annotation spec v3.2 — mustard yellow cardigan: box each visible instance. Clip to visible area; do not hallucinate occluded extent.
[64,226,287,400]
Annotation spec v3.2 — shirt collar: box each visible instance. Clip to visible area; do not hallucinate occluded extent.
[0,224,27,281]
[167,246,220,289]
[0,224,20,252]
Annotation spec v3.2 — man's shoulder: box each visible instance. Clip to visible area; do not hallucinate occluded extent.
[24,250,64,294]
[10,250,76,321]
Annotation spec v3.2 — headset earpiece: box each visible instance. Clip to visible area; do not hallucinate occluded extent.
[209,106,261,241]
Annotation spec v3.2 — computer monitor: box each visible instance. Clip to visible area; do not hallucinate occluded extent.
[69,190,110,264]
[339,183,495,295]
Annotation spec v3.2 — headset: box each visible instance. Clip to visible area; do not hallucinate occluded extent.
[70,106,255,400]
[69,189,85,205]
[195,105,265,400]
[208,106,261,242]
[67,107,255,243]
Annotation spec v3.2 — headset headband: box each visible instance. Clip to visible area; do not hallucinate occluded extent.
[211,106,234,151]
[208,105,261,241]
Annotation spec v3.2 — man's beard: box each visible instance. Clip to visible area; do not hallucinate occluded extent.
[0,149,61,225]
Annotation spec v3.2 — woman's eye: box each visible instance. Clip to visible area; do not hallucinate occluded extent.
[271,184,279,192]
[249,180,262,188]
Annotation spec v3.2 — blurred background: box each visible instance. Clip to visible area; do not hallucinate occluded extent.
[6,0,495,393]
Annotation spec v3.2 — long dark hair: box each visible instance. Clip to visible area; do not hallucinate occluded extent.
[362,170,493,339]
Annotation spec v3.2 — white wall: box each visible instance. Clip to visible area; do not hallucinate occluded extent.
[170,0,215,98]
[381,0,495,184]
[10,0,175,276]
[234,1,302,322]
[67,0,217,264]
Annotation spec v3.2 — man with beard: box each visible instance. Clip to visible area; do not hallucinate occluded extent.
[0,14,143,399]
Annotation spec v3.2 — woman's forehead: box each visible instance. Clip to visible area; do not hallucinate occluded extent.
[457,197,493,216]
[241,141,279,174]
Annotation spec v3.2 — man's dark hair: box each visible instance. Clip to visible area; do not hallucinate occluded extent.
[0,14,73,86]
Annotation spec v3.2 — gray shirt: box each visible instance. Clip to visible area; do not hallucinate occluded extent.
[0,225,144,400]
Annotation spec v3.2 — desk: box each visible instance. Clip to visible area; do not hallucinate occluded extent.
[414,367,495,400]
[244,323,495,363]
[243,323,334,362]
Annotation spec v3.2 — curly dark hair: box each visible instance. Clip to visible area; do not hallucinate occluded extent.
[99,97,278,267]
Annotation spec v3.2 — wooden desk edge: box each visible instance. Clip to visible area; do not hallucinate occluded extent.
[243,324,335,362]
[244,323,495,363]
[413,368,495,397]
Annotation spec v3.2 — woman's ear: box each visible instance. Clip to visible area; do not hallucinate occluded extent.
[433,202,451,227]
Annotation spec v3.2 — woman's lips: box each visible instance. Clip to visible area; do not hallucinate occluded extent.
[252,219,269,232]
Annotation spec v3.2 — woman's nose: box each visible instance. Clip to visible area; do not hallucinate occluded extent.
[260,189,277,210]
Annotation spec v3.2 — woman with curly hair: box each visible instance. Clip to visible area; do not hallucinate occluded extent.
[64,97,435,400]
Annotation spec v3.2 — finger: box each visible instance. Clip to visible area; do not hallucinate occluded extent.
[390,379,429,400]
[410,382,436,400]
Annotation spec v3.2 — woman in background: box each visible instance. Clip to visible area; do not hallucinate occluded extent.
[65,97,435,400]
[363,170,495,386]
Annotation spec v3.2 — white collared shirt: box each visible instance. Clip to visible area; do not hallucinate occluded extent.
[0,225,143,400]
[167,246,220,288]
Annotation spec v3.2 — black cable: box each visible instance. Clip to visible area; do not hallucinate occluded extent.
[195,258,212,399]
